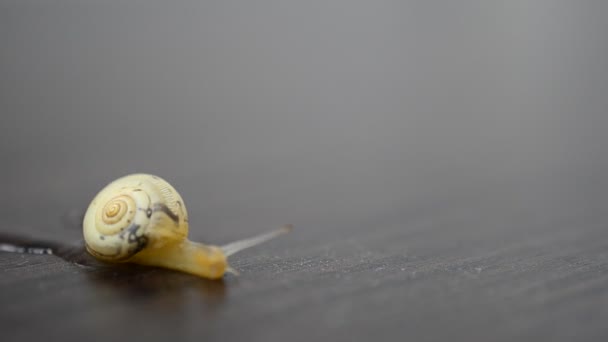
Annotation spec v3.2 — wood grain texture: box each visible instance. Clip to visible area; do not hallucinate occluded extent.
[2,196,608,342]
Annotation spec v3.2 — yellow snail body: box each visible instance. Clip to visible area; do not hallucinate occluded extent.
[83,174,291,279]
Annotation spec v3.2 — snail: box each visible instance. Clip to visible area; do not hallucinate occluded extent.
[83,174,291,279]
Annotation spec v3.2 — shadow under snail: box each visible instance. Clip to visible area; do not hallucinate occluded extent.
[83,174,291,279]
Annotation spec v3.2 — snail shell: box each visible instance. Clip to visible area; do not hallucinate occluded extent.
[83,174,188,262]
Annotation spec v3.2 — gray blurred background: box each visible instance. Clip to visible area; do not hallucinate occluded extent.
[1,0,608,249]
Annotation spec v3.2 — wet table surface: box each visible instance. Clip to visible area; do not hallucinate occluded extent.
[2,2,608,341]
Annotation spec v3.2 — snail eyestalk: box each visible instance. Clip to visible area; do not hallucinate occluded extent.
[221,224,293,257]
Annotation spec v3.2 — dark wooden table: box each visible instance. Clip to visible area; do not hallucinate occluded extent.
[2,2,608,341]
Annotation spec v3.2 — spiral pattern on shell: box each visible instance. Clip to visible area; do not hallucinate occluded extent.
[98,195,135,231]
[83,174,189,262]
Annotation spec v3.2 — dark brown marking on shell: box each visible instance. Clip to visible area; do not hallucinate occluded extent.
[138,207,153,218]
[152,203,180,224]
[87,223,147,262]
[119,224,148,257]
